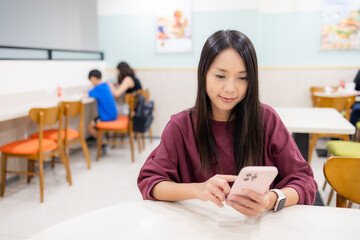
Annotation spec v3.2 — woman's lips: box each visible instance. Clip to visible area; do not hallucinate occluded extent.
[219,96,235,103]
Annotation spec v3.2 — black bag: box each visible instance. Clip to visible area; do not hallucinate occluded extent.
[133,93,154,133]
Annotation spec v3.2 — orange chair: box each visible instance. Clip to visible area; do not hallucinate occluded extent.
[308,95,355,164]
[135,89,153,153]
[323,156,360,207]
[96,94,135,162]
[30,101,91,169]
[0,106,72,202]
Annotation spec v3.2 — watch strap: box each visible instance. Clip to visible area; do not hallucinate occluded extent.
[270,189,286,211]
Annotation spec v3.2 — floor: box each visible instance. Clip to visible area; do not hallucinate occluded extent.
[0,138,358,240]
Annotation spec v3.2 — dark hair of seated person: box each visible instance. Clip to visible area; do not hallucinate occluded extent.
[88,69,102,80]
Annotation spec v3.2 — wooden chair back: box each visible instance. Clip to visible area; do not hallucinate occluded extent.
[310,86,339,94]
[29,105,63,149]
[313,95,355,120]
[310,86,339,107]
[124,93,137,120]
[136,89,150,102]
[29,106,62,126]
[323,156,360,207]
[61,101,84,135]
[61,101,82,117]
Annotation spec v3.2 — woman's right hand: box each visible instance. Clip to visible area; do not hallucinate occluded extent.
[195,174,237,207]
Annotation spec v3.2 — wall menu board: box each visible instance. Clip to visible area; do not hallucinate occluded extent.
[321,0,360,50]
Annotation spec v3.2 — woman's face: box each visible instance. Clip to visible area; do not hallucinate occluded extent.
[206,48,248,121]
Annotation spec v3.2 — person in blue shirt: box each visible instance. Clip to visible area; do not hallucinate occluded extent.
[85,69,118,138]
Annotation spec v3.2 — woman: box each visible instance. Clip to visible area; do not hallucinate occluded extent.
[137,30,317,217]
[109,61,142,97]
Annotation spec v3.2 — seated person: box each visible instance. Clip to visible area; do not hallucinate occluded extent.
[85,69,118,138]
[350,70,360,126]
[137,30,317,218]
[108,62,142,97]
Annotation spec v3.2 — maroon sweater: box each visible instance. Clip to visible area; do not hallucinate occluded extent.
[137,104,318,205]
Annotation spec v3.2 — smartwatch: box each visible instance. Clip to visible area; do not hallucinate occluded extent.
[269,189,286,211]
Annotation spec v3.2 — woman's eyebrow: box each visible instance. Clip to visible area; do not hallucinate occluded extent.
[213,67,247,74]
[214,67,227,72]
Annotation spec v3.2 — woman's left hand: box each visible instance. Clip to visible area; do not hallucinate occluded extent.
[226,189,271,217]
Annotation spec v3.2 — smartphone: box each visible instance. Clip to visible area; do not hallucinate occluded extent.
[227,166,278,199]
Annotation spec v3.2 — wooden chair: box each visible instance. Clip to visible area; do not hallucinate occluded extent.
[308,95,356,164]
[310,86,339,107]
[0,106,72,202]
[135,89,153,153]
[31,101,91,169]
[96,93,136,162]
[323,156,360,207]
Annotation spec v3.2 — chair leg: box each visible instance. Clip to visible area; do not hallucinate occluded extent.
[308,134,318,164]
[112,133,117,148]
[342,135,350,141]
[80,137,91,169]
[96,130,103,161]
[142,133,145,150]
[327,188,334,206]
[347,201,353,208]
[136,132,141,153]
[148,128,153,143]
[38,159,44,203]
[129,131,135,163]
[322,180,327,191]
[27,159,32,183]
[51,156,56,168]
[336,194,347,208]
[1,153,7,196]
[59,148,72,186]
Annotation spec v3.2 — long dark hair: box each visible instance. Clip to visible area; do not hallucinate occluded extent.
[195,30,264,173]
[117,61,135,84]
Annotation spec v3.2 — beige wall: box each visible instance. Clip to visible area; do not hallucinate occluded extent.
[106,67,359,137]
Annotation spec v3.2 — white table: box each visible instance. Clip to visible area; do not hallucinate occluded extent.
[274,107,355,161]
[0,96,94,122]
[274,107,355,134]
[28,200,360,240]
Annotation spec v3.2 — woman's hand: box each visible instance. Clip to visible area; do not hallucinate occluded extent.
[195,174,237,207]
[226,189,273,217]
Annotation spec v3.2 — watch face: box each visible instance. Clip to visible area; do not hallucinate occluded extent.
[277,198,286,210]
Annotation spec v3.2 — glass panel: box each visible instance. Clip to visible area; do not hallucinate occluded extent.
[0,48,48,59]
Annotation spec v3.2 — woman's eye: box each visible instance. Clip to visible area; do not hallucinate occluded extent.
[215,75,225,79]
[238,77,247,80]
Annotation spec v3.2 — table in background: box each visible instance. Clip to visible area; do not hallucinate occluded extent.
[0,96,93,123]
[28,200,360,240]
[274,107,355,161]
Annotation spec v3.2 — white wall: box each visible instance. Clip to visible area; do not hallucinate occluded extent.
[0,0,99,50]
[97,0,322,15]
[0,61,106,95]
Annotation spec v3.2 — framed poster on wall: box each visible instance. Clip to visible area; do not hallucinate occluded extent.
[155,0,192,53]
[321,0,360,50]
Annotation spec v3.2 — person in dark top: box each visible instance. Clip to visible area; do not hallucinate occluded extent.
[137,30,317,218]
[350,70,360,126]
[84,70,117,138]
[108,61,142,97]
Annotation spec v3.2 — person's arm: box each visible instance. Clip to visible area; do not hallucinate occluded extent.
[152,174,237,207]
[263,105,317,205]
[110,76,135,97]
